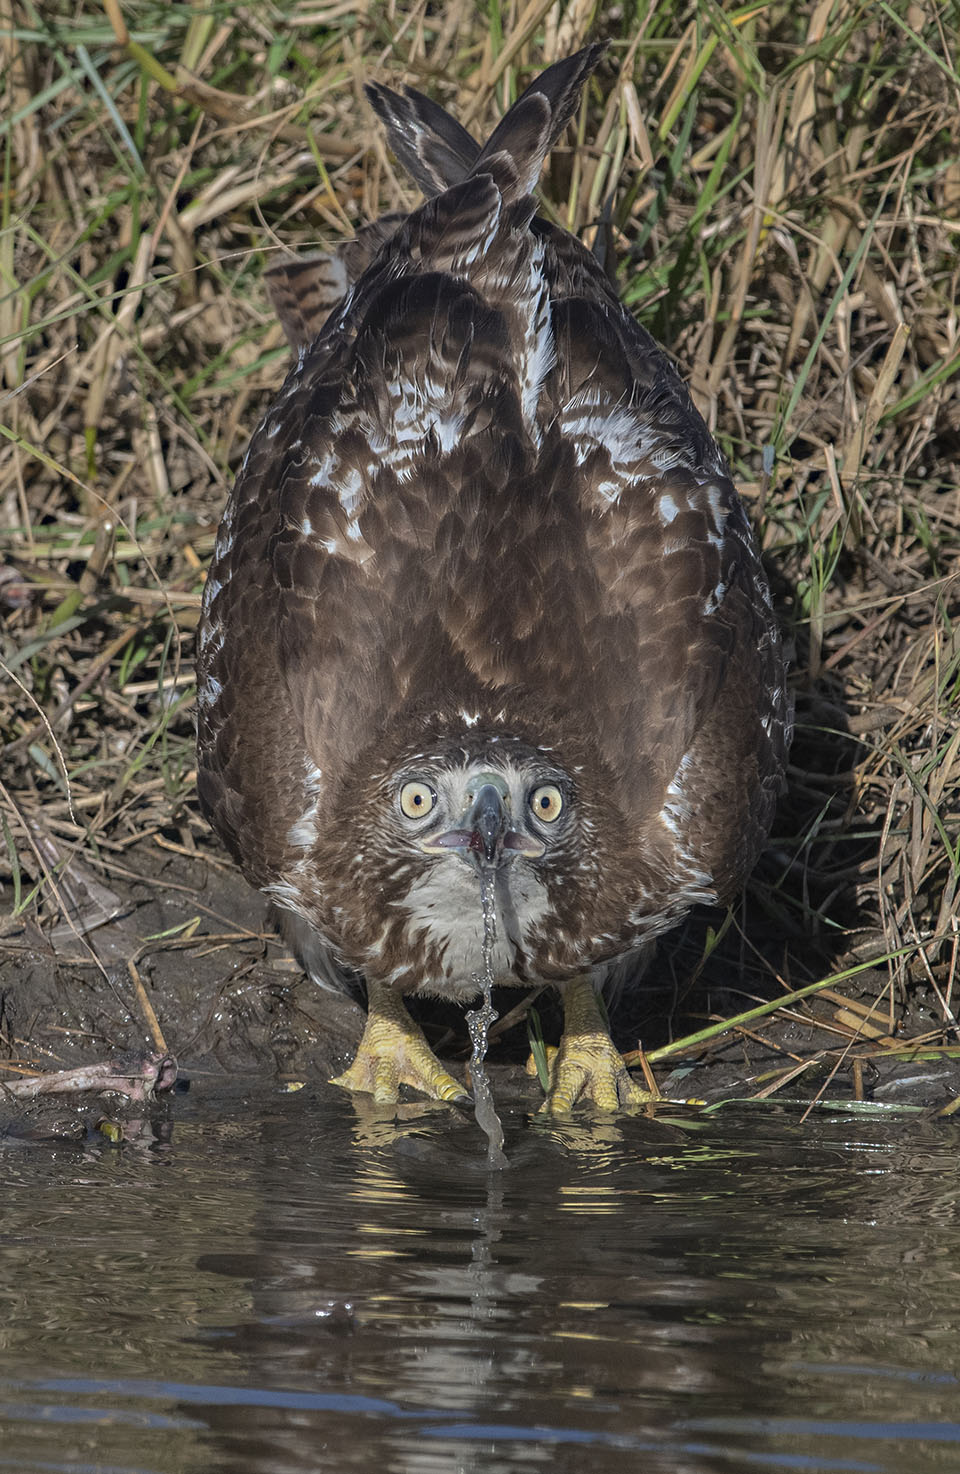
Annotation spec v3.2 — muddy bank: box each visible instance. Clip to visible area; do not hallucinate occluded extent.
[2,840,958,1138]
[1,842,356,1131]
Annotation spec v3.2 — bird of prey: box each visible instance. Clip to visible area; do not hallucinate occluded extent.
[196,46,789,1114]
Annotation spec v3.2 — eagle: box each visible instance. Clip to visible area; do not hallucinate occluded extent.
[196,47,789,1115]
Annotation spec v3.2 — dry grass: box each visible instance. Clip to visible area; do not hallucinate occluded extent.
[1,0,958,1084]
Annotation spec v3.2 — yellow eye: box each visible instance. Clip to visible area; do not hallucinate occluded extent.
[399,781,436,820]
[529,784,563,823]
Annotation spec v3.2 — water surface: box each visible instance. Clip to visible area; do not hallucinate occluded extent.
[2,1087,959,1473]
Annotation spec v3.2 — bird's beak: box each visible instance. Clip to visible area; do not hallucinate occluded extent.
[419,774,544,865]
[467,781,511,866]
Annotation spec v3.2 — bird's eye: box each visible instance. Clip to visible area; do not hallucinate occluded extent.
[529,784,563,823]
[399,781,437,819]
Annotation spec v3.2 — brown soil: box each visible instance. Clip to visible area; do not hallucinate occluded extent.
[3,843,957,1137]
[0,843,359,1130]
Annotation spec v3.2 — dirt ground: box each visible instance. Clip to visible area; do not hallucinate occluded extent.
[3,839,958,1140]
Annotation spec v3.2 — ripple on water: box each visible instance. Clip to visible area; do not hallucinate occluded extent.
[1,1093,959,1473]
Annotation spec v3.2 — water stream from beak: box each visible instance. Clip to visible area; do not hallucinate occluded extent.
[465,869,508,1169]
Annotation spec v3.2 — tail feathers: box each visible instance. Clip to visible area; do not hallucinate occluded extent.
[265,214,405,349]
[265,252,349,349]
[470,91,552,200]
[367,43,606,203]
[472,44,607,199]
[364,81,480,195]
[268,48,607,350]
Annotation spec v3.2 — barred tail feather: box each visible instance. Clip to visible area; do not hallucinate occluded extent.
[367,43,606,204]
[364,81,480,195]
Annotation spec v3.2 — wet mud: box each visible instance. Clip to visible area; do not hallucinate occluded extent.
[2,841,958,1144]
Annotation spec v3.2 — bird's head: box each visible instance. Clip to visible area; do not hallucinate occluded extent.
[376,747,583,986]
[307,723,630,990]
[302,694,654,993]
[395,761,565,872]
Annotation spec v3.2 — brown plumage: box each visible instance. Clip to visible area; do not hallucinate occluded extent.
[196,48,790,1112]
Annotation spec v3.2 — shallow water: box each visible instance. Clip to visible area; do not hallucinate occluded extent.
[2,1088,959,1474]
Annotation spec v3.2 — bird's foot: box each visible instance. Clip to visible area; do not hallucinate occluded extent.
[538,1031,650,1114]
[536,976,653,1116]
[330,980,469,1106]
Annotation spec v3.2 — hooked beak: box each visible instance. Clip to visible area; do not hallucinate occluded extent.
[469,782,511,865]
[419,774,544,867]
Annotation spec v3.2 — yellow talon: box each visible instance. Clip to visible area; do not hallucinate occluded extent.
[539,976,653,1116]
[330,977,469,1105]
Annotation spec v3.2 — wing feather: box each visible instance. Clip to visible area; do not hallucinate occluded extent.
[198,49,789,952]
